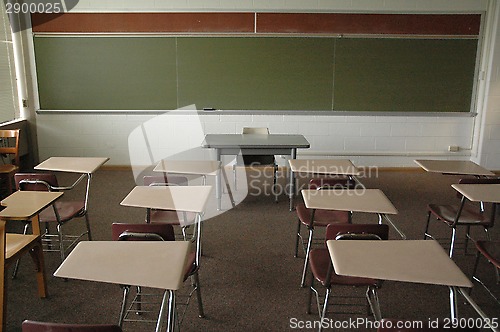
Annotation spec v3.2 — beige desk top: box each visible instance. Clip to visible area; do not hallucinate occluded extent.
[414,159,494,176]
[54,241,190,290]
[289,159,360,176]
[301,188,398,215]
[153,160,220,176]
[120,185,212,213]
[327,240,472,288]
[452,183,500,203]
[0,191,63,220]
[35,157,110,174]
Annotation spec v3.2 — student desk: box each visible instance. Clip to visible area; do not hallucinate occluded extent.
[153,160,220,186]
[414,159,495,176]
[0,191,63,330]
[0,191,64,235]
[299,188,405,287]
[120,186,212,221]
[202,134,310,210]
[327,240,496,330]
[301,188,405,239]
[452,183,500,204]
[54,241,190,332]
[452,183,500,252]
[34,156,109,207]
[121,185,212,262]
[288,159,361,211]
[35,157,110,175]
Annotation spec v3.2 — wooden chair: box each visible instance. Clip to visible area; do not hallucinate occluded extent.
[1,220,47,330]
[0,129,20,198]
[22,320,122,332]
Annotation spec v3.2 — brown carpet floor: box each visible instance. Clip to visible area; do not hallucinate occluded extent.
[4,168,500,331]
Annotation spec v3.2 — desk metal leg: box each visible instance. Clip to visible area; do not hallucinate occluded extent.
[449,286,458,321]
[289,149,297,211]
[216,150,222,211]
[156,290,176,332]
[458,287,499,332]
[379,214,406,239]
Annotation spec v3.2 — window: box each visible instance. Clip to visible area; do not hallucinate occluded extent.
[0,4,19,123]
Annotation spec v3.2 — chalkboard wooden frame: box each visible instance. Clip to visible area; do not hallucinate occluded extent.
[31,12,482,114]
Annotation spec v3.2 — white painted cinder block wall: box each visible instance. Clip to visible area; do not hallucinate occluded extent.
[29,0,500,170]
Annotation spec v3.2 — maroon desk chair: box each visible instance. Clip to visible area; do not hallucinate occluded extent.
[297,177,355,287]
[22,320,122,332]
[307,223,389,332]
[111,223,204,329]
[424,178,500,257]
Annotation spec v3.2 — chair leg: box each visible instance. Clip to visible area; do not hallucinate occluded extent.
[135,286,142,314]
[118,285,130,327]
[84,214,92,241]
[464,225,471,254]
[192,271,205,318]
[449,228,457,258]
[319,288,331,332]
[294,219,302,258]
[306,275,314,315]
[301,228,314,287]
[12,222,30,279]
[28,240,47,298]
[57,224,65,261]
[423,211,432,240]
[233,164,237,191]
[273,165,278,203]
[470,249,482,295]
[366,286,382,321]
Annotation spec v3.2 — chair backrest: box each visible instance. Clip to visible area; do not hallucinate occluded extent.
[242,127,269,135]
[21,320,123,332]
[143,175,188,186]
[111,223,175,242]
[0,129,20,167]
[325,223,389,242]
[241,127,275,165]
[15,173,59,191]
[309,177,356,190]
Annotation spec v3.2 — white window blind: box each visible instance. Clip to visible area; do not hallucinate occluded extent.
[0,4,19,123]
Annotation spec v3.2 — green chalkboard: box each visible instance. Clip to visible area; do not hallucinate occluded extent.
[33,36,478,112]
[334,38,477,112]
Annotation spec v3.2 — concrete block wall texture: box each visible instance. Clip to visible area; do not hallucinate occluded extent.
[26,0,500,169]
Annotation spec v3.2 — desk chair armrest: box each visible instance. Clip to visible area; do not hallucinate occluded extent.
[52,173,88,191]
[118,231,165,242]
[335,233,382,241]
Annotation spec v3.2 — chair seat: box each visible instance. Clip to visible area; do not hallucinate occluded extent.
[296,203,350,227]
[149,210,197,225]
[475,241,500,269]
[5,234,38,260]
[0,164,18,174]
[428,204,489,226]
[309,248,379,287]
[39,201,85,223]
